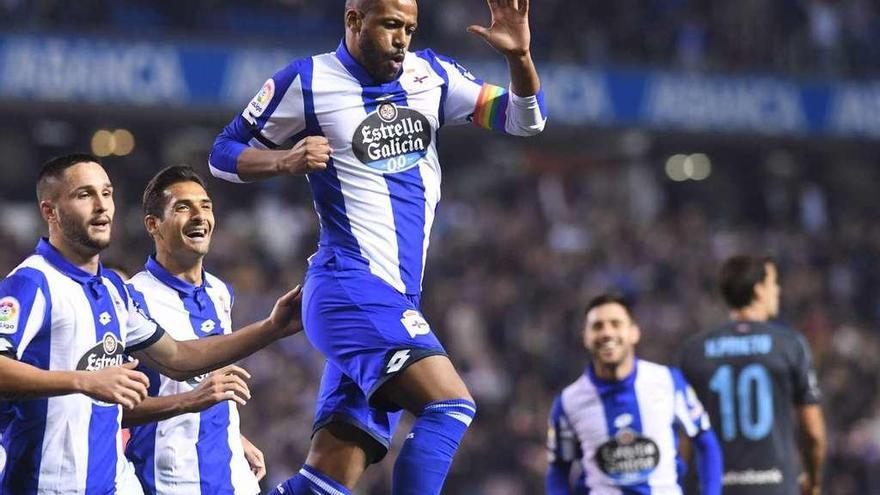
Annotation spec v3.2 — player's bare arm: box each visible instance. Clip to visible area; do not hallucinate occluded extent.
[129,286,303,381]
[798,404,826,495]
[468,0,540,97]
[235,136,331,181]
[121,365,252,428]
[0,355,148,409]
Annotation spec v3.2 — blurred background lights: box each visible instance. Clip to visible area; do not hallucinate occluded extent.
[666,153,712,181]
[91,128,136,157]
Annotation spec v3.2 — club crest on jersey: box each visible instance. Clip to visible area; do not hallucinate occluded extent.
[0,296,20,334]
[352,102,432,173]
[78,332,125,372]
[595,427,660,485]
[400,309,431,338]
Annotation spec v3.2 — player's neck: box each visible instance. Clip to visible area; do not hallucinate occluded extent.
[155,251,204,286]
[593,358,635,382]
[730,305,770,322]
[48,235,101,275]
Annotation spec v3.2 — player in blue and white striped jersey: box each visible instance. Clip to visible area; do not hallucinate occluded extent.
[0,154,304,495]
[209,1,546,494]
[123,166,263,495]
[547,294,723,495]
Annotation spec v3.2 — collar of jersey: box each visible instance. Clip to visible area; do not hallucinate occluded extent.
[144,255,209,296]
[586,359,639,393]
[35,237,104,285]
[335,39,403,87]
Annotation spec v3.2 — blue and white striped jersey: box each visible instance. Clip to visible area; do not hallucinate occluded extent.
[210,41,547,295]
[0,239,163,494]
[125,257,259,495]
[548,360,712,495]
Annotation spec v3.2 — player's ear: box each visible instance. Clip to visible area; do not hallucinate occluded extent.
[39,200,57,223]
[144,215,161,238]
[345,9,363,32]
[630,323,642,345]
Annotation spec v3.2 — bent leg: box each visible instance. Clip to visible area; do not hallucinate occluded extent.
[376,356,477,495]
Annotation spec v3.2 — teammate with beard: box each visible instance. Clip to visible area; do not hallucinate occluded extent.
[123,166,266,494]
[678,256,826,495]
[209,0,546,494]
[0,154,303,494]
[547,294,722,495]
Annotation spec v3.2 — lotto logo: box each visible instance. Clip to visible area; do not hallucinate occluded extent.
[386,349,411,374]
[200,320,216,333]
[98,312,112,326]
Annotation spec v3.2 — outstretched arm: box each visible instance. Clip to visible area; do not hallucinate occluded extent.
[0,356,148,409]
[130,287,302,381]
[468,0,540,97]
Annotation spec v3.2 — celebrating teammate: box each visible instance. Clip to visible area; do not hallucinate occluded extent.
[0,154,302,494]
[208,0,546,492]
[679,255,826,495]
[122,166,266,494]
[547,294,722,495]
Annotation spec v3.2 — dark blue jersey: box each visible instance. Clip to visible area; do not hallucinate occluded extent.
[679,320,821,495]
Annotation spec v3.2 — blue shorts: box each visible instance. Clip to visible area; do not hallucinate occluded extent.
[303,250,447,460]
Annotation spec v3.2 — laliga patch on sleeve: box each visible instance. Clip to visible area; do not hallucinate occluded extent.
[0,297,20,334]
[243,78,276,123]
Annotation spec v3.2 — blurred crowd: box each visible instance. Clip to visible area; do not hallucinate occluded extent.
[2,0,880,77]
[1,132,880,493]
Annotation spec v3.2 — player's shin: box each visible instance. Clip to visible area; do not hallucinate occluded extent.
[267,465,352,495]
[391,398,477,495]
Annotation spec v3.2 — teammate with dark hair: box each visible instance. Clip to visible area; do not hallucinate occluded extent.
[547,294,722,495]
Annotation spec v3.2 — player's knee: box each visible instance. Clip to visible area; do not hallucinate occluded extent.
[417,398,477,429]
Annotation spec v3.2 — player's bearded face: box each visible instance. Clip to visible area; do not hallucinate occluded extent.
[153,181,214,259]
[585,303,640,368]
[54,163,114,253]
[355,1,417,82]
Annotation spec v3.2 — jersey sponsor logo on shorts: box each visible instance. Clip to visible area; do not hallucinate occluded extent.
[595,428,660,485]
[352,103,432,173]
[0,297,20,334]
[400,309,431,338]
[386,349,412,374]
[243,78,275,124]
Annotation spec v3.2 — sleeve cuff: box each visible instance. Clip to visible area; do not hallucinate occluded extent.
[126,325,165,353]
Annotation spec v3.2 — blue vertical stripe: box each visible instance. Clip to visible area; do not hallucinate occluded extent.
[83,277,124,495]
[300,57,368,264]
[416,50,448,127]
[179,287,234,494]
[124,286,160,493]
[592,363,652,495]
[1,268,51,495]
[361,82,427,294]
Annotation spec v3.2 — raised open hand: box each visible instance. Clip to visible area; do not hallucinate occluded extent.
[467,0,531,58]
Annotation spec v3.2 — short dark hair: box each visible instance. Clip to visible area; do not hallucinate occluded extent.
[36,153,103,201]
[719,255,775,309]
[585,293,634,320]
[142,165,208,218]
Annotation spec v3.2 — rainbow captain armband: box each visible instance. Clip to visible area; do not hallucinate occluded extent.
[473,83,510,132]
[472,83,547,136]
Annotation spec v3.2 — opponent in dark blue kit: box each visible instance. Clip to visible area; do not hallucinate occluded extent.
[679,256,827,495]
